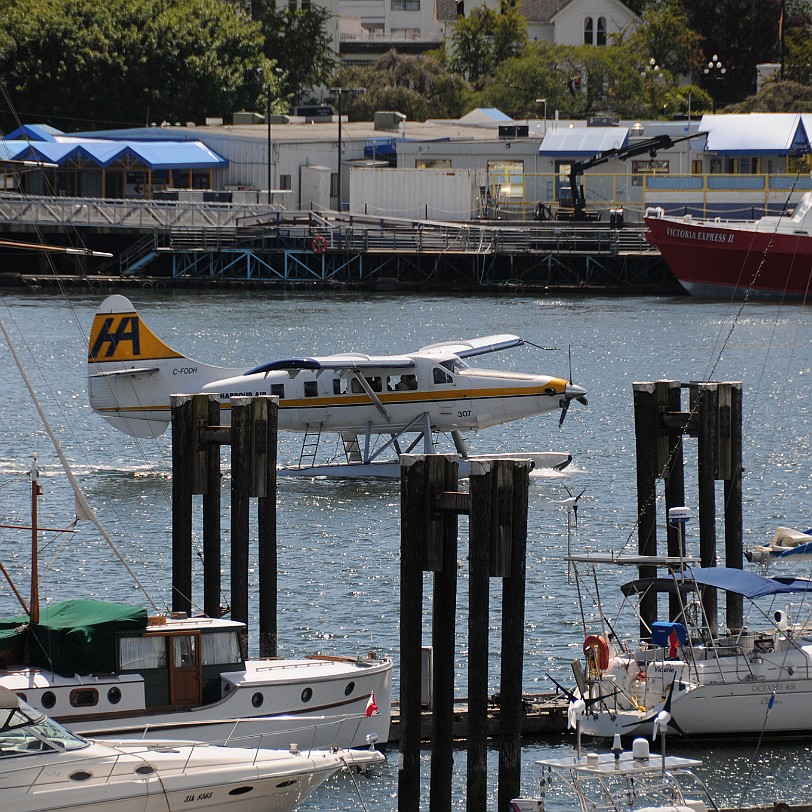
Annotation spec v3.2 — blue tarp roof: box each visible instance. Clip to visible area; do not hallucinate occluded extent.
[1,126,227,169]
[539,126,630,156]
[700,113,810,156]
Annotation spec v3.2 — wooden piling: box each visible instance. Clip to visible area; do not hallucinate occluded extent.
[498,460,531,812]
[633,382,659,633]
[661,381,686,619]
[230,398,252,657]
[199,395,222,620]
[171,394,193,616]
[256,397,279,658]
[723,382,744,631]
[695,383,719,635]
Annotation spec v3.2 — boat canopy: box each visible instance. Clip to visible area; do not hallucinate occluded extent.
[621,567,812,600]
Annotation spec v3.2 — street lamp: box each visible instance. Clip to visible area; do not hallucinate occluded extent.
[535,98,547,136]
[704,54,726,80]
[329,86,366,211]
[258,67,283,206]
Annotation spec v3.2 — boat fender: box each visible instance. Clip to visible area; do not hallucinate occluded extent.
[312,235,328,255]
[583,634,610,675]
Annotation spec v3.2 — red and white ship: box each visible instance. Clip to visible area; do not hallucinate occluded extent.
[644,191,812,301]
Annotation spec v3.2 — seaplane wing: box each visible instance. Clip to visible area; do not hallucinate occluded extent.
[87,295,586,475]
[416,335,524,358]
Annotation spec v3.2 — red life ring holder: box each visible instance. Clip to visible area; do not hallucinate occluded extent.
[312,235,328,255]
[583,634,610,673]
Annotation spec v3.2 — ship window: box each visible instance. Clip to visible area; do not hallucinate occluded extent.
[271,384,285,398]
[119,636,166,670]
[301,687,313,703]
[252,692,264,708]
[70,688,99,708]
[202,631,242,665]
[70,770,93,782]
[344,681,355,696]
[107,687,122,705]
[42,691,56,709]
[304,380,318,397]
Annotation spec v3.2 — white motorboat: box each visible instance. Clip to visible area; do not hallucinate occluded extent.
[0,685,384,812]
[568,562,812,741]
[510,734,717,812]
[0,598,391,750]
[746,526,812,564]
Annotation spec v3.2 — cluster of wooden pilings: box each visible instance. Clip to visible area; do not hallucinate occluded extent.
[398,455,532,812]
[633,380,744,635]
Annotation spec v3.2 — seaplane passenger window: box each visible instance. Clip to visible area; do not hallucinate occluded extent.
[433,367,453,384]
[304,381,318,397]
[333,378,348,395]
[351,378,364,393]
[367,376,383,392]
[271,384,285,398]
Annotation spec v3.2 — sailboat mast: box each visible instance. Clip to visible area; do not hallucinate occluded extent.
[30,454,41,623]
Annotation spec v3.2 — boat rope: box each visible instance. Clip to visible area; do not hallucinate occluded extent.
[0,318,161,612]
[340,753,372,812]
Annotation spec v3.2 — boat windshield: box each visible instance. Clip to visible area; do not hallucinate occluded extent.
[0,698,89,757]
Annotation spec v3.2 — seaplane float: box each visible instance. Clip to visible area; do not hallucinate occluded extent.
[87,295,587,477]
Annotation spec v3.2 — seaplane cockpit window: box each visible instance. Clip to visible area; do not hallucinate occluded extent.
[433,367,453,385]
[441,359,468,374]
[333,378,348,395]
[271,383,285,398]
[304,381,318,397]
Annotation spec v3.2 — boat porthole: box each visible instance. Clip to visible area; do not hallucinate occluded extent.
[788,667,795,676]
[70,771,93,782]
[135,764,155,775]
[275,780,297,788]
[344,681,355,696]
[229,786,255,795]
[301,687,313,703]
[42,691,56,709]
[251,692,264,708]
[108,687,122,704]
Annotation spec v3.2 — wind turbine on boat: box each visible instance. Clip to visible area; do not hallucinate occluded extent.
[86,295,588,477]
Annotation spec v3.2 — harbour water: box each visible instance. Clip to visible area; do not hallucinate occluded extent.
[0,289,810,809]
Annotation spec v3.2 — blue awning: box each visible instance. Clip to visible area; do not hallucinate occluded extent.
[539,127,629,157]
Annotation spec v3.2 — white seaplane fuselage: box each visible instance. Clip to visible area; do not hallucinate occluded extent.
[87,297,587,468]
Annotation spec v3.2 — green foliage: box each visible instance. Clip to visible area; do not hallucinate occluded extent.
[722,80,812,113]
[331,51,468,121]
[448,5,528,87]
[260,4,337,106]
[784,2,812,85]
[0,0,265,130]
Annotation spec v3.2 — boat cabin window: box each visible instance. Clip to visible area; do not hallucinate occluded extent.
[333,377,348,395]
[304,380,318,397]
[202,631,243,666]
[119,635,166,670]
[173,635,197,667]
[0,701,88,757]
[70,688,99,708]
[271,384,285,398]
[433,367,453,384]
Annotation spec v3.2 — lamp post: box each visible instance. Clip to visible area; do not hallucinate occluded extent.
[535,98,547,136]
[329,86,366,211]
[703,55,726,112]
[258,67,283,206]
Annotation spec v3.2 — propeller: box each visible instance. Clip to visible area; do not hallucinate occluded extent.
[625,674,691,742]
[547,673,618,711]
[559,346,588,428]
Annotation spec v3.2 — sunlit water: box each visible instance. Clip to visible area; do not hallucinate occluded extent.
[0,289,809,809]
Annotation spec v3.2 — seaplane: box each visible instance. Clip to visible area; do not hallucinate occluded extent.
[87,295,587,477]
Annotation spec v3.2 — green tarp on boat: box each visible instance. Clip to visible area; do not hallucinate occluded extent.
[14,599,148,677]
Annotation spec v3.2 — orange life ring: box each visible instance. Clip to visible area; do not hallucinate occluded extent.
[583,634,610,673]
[312,235,328,255]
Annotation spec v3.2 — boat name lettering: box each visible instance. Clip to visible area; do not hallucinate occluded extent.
[751,681,795,693]
[664,226,735,244]
[172,367,198,375]
[652,664,679,675]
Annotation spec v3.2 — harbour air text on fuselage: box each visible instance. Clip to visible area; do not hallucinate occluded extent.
[87,295,587,475]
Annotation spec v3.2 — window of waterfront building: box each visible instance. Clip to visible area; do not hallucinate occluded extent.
[279,175,292,191]
[487,160,524,199]
[692,159,703,174]
[584,17,593,44]
[330,173,339,199]
[391,28,421,39]
[416,159,452,169]
[596,17,606,45]
[391,0,420,8]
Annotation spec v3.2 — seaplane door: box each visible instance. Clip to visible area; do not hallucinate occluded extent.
[168,632,202,706]
[432,365,471,425]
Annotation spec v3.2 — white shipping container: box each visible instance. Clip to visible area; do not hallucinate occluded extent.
[349,168,477,221]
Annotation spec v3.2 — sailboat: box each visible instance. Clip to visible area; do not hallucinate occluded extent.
[0,322,392,751]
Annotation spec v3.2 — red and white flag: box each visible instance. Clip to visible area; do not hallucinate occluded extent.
[365,691,379,717]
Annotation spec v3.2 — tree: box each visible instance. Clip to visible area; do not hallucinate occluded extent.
[783,1,812,85]
[448,3,528,87]
[331,51,468,122]
[0,0,265,130]
[260,4,337,106]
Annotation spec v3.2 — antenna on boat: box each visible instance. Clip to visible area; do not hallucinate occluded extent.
[550,485,586,584]
[667,506,692,578]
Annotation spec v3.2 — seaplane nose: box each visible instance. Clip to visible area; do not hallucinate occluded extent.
[565,382,587,400]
